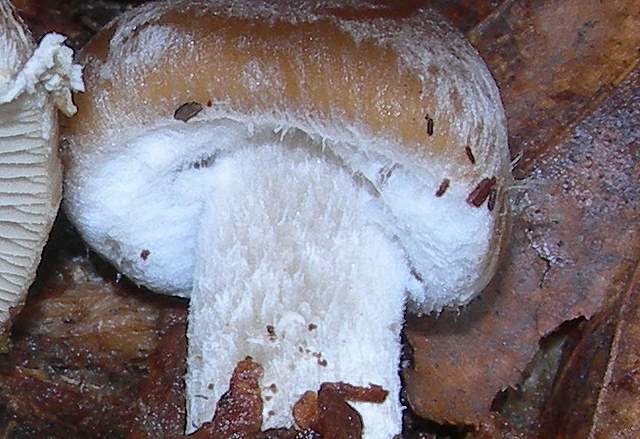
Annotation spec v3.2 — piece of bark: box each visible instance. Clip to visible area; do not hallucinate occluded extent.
[405,66,640,425]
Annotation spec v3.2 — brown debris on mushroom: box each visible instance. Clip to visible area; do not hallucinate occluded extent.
[174,102,203,122]
[293,383,388,438]
[190,357,264,439]
[466,177,497,207]
[435,179,450,197]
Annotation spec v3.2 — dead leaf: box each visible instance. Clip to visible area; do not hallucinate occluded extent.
[405,63,640,425]
[466,0,640,169]
[421,0,501,33]
[540,260,640,439]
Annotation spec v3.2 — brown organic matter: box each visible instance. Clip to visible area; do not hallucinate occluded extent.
[292,383,388,439]
[190,358,264,439]
[540,263,640,438]
[0,218,189,439]
[465,0,640,170]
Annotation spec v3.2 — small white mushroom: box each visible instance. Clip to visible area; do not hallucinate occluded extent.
[63,1,510,437]
[0,1,83,332]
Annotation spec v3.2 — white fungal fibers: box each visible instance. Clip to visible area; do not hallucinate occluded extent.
[186,145,410,438]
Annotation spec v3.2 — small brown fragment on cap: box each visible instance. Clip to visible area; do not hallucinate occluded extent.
[173,102,203,122]
[465,146,476,165]
[308,323,317,331]
[467,177,497,207]
[436,179,450,197]
[140,249,150,261]
[425,115,434,136]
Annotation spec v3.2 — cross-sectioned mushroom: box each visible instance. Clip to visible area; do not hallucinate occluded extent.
[0,0,83,336]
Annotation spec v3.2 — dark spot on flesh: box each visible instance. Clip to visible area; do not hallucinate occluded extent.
[140,249,150,260]
[266,325,276,341]
[308,323,318,331]
[436,179,450,197]
[377,163,400,187]
[465,146,476,165]
[487,188,498,212]
[425,114,434,136]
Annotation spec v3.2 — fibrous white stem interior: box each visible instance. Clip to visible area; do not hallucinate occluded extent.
[186,145,409,438]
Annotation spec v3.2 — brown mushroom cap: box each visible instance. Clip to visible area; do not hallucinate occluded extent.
[64,0,511,309]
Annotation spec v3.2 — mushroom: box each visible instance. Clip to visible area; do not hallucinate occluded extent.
[62,1,511,437]
[0,0,83,334]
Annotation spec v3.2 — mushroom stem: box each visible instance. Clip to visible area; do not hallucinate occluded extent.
[186,146,409,438]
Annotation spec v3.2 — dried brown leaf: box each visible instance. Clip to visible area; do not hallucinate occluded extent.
[405,66,640,425]
[540,262,640,439]
[467,0,640,170]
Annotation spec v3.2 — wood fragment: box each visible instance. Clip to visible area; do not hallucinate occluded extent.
[426,115,434,136]
[466,177,497,207]
[173,102,203,122]
[292,383,388,437]
[465,146,476,165]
